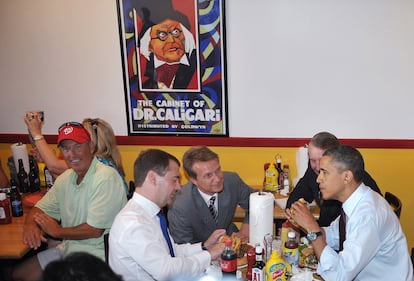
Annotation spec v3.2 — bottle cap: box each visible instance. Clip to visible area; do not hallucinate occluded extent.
[0,193,6,200]
[225,239,232,247]
[288,231,296,239]
[255,245,262,254]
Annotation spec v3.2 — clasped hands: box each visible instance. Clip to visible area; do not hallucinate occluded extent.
[23,213,60,249]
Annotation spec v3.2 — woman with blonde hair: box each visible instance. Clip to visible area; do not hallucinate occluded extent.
[24,113,128,196]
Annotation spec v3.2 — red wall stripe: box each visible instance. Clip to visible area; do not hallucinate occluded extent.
[1,134,414,148]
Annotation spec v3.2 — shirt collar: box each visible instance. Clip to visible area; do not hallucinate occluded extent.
[342,182,368,218]
[197,188,218,206]
[132,192,161,218]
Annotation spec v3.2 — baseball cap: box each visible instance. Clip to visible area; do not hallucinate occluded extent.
[57,122,91,146]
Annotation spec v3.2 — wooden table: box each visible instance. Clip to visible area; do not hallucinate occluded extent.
[0,208,30,259]
[0,191,46,259]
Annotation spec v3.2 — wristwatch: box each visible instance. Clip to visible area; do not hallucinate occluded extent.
[307,231,322,241]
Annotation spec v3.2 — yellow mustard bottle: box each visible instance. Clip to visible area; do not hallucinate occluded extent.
[265,250,287,281]
[265,163,278,192]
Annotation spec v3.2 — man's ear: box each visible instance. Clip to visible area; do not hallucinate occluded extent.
[188,176,197,186]
[147,170,157,186]
[343,170,353,184]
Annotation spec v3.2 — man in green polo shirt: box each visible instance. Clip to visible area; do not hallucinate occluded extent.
[12,122,127,281]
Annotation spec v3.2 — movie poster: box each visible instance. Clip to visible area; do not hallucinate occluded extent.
[117,0,228,135]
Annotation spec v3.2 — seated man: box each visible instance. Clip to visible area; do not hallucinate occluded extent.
[168,146,254,244]
[109,149,224,281]
[286,145,413,280]
[13,122,127,281]
[287,132,381,227]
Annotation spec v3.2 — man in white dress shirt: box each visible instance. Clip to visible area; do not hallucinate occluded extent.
[287,145,413,281]
[109,149,225,281]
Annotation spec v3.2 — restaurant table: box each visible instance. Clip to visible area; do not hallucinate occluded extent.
[0,191,45,259]
[0,207,30,259]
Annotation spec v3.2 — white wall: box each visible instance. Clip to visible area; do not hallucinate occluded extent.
[1,0,414,138]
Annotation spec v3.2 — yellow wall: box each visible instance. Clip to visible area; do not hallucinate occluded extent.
[1,143,412,250]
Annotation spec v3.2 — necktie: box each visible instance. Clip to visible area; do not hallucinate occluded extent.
[155,64,180,87]
[209,196,218,224]
[339,208,346,252]
[157,211,175,257]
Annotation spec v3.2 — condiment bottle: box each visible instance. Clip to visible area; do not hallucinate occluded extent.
[10,179,23,217]
[283,231,298,268]
[252,245,266,281]
[221,239,237,276]
[264,163,277,192]
[246,246,256,280]
[17,159,30,193]
[280,220,292,252]
[275,155,283,192]
[0,193,12,224]
[265,250,287,281]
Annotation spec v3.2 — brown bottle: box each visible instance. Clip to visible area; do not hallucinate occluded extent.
[17,159,30,193]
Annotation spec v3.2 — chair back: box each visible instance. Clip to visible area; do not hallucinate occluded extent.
[385,191,402,218]
[104,233,109,264]
[128,181,135,200]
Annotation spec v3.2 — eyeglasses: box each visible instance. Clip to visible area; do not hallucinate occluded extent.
[58,122,83,132]
[151,28,182,41]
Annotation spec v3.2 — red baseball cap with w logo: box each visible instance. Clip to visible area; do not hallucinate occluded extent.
[57,122,91,146]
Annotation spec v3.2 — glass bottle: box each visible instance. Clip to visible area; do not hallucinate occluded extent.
[221,239,237,276]
[275,155,283,192]
[252,245,266,281]
[10,179,23,217]
[44,166,54,191]
[17,159,30,193]
[29,158,40,193]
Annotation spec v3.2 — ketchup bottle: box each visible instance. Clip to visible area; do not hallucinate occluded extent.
[246,246,256,280]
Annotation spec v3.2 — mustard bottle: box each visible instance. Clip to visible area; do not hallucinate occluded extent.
[265,250,287,281]
[265,163,278,192]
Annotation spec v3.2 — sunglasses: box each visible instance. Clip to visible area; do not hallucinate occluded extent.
[58,121,84,132]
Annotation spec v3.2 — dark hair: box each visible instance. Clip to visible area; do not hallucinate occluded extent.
[182,146,219,179]
[134,149,180,186]
[309,132,340,150]
[323,145,365,182]
[42,252,123,281]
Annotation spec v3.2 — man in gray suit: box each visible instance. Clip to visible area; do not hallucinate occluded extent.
[168,146,254,245]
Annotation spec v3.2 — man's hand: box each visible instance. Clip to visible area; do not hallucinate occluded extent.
[204,229,226,249]
[33,213,62,238]
[22,222,47,250]
[207,242,225,261]
[285,199,319,233]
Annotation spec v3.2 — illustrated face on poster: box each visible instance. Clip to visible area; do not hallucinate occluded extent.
[134,0,200,91]
[118,0,227,135]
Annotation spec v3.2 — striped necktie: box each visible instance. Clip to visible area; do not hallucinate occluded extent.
[157,211,175,257]
[339,208,346,252]
[209,196,218,224]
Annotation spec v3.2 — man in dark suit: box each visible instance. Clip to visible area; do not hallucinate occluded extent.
[286,132,382,227]
[168,146,254,245]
